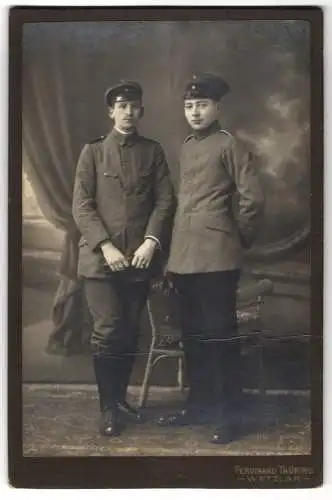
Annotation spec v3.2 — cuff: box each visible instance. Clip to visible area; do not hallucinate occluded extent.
[145,235,161,250]
[85,229,111,253]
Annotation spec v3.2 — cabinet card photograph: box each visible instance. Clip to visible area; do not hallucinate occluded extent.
[8,6,323,489]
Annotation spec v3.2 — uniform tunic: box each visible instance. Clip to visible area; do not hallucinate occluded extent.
[73,128,174,279]
[167,122,265,274]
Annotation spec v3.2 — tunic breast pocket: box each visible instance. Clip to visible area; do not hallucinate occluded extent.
[100,170,121,191]
[97,170,121,200]
[135,169,154,195]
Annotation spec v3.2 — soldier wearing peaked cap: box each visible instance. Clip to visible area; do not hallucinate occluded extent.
[72,80,174,437]
[184,72,230,101]
[157,73,265,444]
[104,80,143,107]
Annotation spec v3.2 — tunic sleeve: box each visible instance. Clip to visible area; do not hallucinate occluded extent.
[222,137,265,248]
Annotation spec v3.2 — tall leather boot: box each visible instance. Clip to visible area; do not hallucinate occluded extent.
[93,354,122,437]
[116,353,144,423]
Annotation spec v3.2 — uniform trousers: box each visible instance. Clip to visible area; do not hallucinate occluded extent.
[84,273,150,411]
[171,270,243,416]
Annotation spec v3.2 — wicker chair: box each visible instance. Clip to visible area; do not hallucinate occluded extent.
[139,278,274,408]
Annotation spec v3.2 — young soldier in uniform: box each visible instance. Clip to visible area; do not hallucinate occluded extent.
[157,73,265,444]
[72,81,174,437]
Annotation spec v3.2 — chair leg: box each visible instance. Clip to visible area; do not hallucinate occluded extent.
[177,355,184,391]
[138,339,156,408]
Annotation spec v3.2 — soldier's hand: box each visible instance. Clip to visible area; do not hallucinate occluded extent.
[100,241,129,272]
[131,239,157,269]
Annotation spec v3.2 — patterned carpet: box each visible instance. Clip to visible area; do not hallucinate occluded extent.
[23,384,311,457]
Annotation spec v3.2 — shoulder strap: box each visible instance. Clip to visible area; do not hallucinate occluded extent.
[183,134,194,144]
[218,129,233,138]
[89,135,106,144]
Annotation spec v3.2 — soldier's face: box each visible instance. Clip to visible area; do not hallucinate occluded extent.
[184,98,220,130]
[109,99,143,131]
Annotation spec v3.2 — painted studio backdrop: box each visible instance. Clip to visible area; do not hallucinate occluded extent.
[22,21,311,386]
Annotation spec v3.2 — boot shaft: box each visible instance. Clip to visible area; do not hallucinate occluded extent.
[93,353,137,410]
[93,354,122,411]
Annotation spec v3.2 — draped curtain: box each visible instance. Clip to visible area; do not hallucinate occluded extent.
[22,21,310,354]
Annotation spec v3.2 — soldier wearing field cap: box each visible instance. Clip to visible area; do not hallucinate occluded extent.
[157,73,265,444]
[72,80,174,437]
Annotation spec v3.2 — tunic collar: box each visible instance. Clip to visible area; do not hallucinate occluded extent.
[110,127,139,146]
[192,120,221,140]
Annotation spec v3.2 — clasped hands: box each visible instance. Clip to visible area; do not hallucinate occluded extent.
[100,239,157,272]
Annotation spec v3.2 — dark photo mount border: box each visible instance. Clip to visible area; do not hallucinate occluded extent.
[8,6,323,489]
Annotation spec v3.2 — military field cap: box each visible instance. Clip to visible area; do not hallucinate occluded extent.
[184,73,230,101]
[105,80,143,106]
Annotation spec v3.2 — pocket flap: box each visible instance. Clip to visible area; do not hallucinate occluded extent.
[103,170,118,178]
[205,214,232,233]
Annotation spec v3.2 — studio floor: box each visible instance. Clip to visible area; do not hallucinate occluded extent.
[23,384,311,457]
[21,274,311,457]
